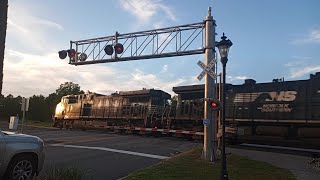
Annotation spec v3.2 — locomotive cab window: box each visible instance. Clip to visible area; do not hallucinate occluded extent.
[129,96,149,102]
[67,96,78,104]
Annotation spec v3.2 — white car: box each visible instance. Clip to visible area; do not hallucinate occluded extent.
[0,130,45,180]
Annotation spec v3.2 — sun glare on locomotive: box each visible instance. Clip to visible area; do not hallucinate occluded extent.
[55,103,64,114]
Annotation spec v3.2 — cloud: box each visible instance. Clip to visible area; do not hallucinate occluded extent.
[3,49,116,97]
[288,66,320,78]
[3,1,189,98]
[3,49,193,97]
[160,64,168,73]
[309,29,320,43]
[119,0,176,22]
[7,1,63,52]
[292,28,320,44]
[284,58,309,67]
[227,75,248,82]
[129,69,187,95]
[283,56,319,78]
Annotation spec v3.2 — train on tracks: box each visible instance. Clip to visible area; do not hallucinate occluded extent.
[53,72,320,147]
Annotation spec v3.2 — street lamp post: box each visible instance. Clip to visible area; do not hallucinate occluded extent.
[216,33,233,180]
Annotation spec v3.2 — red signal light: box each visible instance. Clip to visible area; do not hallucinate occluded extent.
[209,99,221,111]
[211,102,217,107]
[67,49,76,58]
[103,43,124,56]
[114,43,123,54]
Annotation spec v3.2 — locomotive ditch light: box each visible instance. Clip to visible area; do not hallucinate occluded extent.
[114,43,124,54]
[209,99,222,111]
[58,50,67,59]
[104,45,114,55]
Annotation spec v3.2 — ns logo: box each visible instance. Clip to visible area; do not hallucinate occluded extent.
[233,91,297,103]
[264,91,297,102]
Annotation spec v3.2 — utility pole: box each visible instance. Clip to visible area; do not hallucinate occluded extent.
[203,7,216,161]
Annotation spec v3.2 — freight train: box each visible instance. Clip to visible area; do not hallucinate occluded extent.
[53,72,320,146]
[53,89,171,129]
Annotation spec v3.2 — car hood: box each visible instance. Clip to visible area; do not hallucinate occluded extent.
[2,131,43,143]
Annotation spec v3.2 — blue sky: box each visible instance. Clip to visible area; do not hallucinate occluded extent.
[4,0,320,97]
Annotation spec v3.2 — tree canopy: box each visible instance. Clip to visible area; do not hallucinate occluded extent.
[56,82,84,98]
[0,82,84,121]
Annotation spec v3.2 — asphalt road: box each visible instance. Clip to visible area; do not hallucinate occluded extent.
[0,122,200,180]
[1,122,319,180]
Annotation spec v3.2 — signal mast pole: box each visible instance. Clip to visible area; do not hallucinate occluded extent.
[203,7,216,161]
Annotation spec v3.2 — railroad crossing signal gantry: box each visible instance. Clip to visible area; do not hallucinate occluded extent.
[60,22,206,65]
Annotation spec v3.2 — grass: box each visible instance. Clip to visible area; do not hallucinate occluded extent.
[34,166,93,180]
[24,120,54,128]
[125,148,296,180]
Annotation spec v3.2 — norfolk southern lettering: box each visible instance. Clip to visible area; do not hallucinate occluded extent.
[233,91,297,103]
[233,91,297,113]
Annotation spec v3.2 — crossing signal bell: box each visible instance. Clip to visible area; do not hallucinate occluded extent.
[209,99,221,111]
[79,53,88,61]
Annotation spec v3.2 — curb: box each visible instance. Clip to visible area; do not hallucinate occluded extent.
[116,147,200,180]
[24,124,58,130]
[1,122,57,130]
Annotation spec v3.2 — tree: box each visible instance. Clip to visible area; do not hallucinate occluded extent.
[0,82,85,122]
[55,82,84,98]
[29,95,48,121]
[0,95,22,120]
[170,95,178,107]
[0,0,8,95]
[45,82,84,120]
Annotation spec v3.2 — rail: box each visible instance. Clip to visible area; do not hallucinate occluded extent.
[308,154,320,171]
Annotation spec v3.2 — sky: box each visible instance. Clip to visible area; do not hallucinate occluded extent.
[3,0,320,97]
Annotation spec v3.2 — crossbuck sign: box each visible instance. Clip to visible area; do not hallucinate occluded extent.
[197,59,217,81]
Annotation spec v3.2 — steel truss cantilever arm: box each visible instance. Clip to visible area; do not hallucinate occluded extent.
[67,22,206,65]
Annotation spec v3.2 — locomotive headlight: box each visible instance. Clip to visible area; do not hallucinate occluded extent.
[55,103,64,114]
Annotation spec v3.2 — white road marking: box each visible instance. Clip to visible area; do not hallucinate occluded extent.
[50,144,169,160]
[241,143,320,153]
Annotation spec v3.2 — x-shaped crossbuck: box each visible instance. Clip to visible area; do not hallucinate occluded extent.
[197,59,217,81]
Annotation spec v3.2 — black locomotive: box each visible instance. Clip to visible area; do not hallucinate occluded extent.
[172,72,320,146]
[53,72,320,146]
